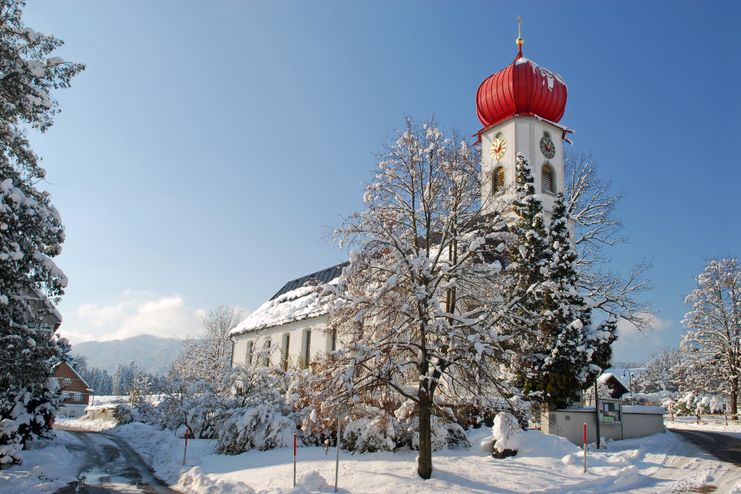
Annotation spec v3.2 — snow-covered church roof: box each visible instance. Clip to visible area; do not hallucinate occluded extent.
[230,263,347,336]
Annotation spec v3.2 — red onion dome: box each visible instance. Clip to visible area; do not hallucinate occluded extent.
[476,45,568,129]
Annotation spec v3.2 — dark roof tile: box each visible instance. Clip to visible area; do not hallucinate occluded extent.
[269,262,348,301]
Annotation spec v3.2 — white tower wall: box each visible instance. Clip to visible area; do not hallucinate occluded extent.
[481,116,567,216]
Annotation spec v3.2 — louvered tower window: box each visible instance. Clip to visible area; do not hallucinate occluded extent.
[541,164,555,194]
[493,166,505,194]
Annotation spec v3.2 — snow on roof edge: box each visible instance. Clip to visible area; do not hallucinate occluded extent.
[230,278,339,337]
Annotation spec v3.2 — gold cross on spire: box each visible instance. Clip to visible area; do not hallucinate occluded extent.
[516,16,524,47]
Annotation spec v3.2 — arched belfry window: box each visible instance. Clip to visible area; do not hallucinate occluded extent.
[492,166,505,195]
[541,164,555,194]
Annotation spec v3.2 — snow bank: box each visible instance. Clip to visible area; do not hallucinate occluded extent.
[668,415,741,439]
[176,466,256,494]
[296,470,330,491]
[517,430,579,458]
[113,422,192,485]
[0,431,82,493]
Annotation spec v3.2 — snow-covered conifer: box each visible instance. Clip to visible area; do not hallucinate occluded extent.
[507,185,614,409]
[0,0,83,466]
[502,155,554,404]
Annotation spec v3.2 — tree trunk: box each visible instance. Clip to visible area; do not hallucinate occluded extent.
[417,392,433,479]
[730,383,738,421]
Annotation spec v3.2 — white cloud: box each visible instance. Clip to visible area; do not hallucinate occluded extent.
[59,291,206,343]
[612,312,677,363]
[616,312,673,335]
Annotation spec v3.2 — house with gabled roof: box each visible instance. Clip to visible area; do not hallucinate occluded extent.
[52,361,92,417]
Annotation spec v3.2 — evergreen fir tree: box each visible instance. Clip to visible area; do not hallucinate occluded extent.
[505,154,552,404]
[506,165,617,409]
[0,0,83,466]
[529,194,597,407]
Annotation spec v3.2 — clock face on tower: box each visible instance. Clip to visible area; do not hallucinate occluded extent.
[490,136,507,161]
[540,132,556,159]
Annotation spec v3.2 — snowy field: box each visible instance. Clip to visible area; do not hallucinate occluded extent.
[110,422,740,494]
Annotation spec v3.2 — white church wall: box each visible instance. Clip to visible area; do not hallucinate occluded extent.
[231,314,337,369]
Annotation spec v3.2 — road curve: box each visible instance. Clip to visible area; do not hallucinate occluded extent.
[669,428,741,466]
[54,427,179,493]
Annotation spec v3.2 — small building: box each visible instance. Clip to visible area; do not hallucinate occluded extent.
[52,361,92,417]
[598,373,630,399]
[543,373,665,445]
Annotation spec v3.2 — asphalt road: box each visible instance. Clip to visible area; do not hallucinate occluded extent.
[54,428,178,493]
[669,428,741,466]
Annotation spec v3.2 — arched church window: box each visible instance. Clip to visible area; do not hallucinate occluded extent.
[492,166,505,194]
[541,164,555,194]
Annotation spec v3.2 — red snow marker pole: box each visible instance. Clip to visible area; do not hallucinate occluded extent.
[583,423,587,474]
[183,429,189,466]
[293,432,297,487]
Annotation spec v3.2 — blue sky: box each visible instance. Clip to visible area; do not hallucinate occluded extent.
[24,1,740,362]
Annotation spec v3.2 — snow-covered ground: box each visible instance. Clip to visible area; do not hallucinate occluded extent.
[109,422,741,494]
[0,430,83,493]
[55,414,117,432]
[10,415,739,493]
[667,415,741,439]
[87,394,166,406]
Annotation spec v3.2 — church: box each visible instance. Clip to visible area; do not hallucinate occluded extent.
[230,31,571,370]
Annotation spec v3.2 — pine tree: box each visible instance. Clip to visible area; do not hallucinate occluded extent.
[534,194,614,407]
[0,0,83,466]
[504,154,552,405]
[506,167,616,409]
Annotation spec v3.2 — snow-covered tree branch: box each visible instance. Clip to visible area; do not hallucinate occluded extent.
[680,257,740,419]
[564,153,652,328]
[0,0,83,466]
[318,118,521,479]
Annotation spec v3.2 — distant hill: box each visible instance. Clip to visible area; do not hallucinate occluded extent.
[72,335,185,375]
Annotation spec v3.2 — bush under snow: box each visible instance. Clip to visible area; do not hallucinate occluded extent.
[216,403,294,454]
[491,412,523,457]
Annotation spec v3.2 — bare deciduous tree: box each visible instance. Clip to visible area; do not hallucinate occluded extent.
[564,153,652,329]
[320,119,523,479]
[172,305,246,389]
[680,257,740,419]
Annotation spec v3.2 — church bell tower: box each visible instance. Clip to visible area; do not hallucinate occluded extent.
[477,19,572,217]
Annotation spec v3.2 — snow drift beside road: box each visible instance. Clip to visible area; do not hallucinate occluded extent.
[0,430,82,493]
